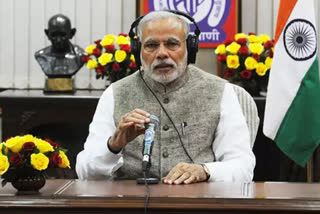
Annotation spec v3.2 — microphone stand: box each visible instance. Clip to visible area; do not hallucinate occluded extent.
[137,171,159,184]
[136,145,159,184]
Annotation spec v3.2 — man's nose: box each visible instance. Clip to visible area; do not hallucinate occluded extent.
[56,36,62,42]
[156,43,169,60]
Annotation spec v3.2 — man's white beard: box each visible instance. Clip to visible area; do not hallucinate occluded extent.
[141,53,187,84]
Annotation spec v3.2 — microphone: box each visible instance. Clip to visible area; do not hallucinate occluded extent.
[142,115,160,172]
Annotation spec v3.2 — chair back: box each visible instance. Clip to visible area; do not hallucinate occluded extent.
[232,84,260,148]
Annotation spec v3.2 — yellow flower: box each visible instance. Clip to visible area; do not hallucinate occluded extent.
[30,153,49,171]
[5,136,24,153]
[117,35,130,45]
[58,151,70,168]
[249,43,264,55]
[234,33,247,40]
[86,59,98,69]
[226,55,240,69]
[35,138,54,153]
[100,34,116,46]
[248,34,261,43]
[226,42,241,54]
[265,57,273,69]
[85,45,96,54]
[0,154,9,175]
[0,142,5,155]
[22,134,35,143]
[215,44,226,55]
[245,57,258,70]
[130,54,135,62]
[98,53,113,66]
[256,62,268,76]
[259,34,270,44]
[115,50,127,63]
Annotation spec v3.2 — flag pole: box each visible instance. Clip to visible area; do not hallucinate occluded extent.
[307,157,313,183]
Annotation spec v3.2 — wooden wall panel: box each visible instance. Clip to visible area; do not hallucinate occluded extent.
[29,0,46,89]
[14,0,30,89]
[0,0,15,88]
[90,0,108,89]
[74,0,92,89]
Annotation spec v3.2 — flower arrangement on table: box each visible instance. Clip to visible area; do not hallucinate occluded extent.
[0,135,70,189]
[82,33,138,83]
[215,33,274,96]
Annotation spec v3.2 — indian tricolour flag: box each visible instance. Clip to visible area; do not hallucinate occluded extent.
[263,0,320,167]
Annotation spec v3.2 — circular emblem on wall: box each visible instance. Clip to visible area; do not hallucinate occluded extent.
[283,18,317,61]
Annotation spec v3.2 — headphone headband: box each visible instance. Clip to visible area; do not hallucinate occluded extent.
[128,9,201,67]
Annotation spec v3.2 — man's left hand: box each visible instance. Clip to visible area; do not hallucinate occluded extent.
[163,162,208,185]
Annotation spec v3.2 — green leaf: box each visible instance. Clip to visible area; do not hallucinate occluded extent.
[1,179,7,187]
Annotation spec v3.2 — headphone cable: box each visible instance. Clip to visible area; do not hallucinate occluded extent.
[139,70,194,163]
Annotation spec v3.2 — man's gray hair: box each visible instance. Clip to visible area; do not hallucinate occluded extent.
[137,10,190,41]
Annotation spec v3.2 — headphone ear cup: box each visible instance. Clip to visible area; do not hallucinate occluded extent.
[131,37,141,68]
[186,34,199,64]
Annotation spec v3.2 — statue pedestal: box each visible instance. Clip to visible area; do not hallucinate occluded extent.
[44,78,75,94]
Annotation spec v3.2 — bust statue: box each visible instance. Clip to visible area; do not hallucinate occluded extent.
[35,14,84,78]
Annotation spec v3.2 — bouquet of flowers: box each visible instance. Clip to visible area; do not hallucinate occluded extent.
[215,33,274,96]
[0,134,70,187]
[82,33,138,83]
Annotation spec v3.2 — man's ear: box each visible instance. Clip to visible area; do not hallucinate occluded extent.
[44,29,49,36]
[70,28,76,38]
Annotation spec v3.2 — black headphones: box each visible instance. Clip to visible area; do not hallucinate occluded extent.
[128,10,201,68]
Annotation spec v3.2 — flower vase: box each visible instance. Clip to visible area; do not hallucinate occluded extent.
[9,168,46,193]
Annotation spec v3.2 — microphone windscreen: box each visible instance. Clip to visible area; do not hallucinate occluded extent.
[149,115,160,129]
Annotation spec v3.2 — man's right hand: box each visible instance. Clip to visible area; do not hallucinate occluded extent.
[108,109,151,152]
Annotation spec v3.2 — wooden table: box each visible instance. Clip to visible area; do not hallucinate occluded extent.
[1,180,320,213]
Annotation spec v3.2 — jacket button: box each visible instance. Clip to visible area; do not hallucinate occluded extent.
[163,98,169,104]
[163,125,169,131]
[162,151,169,158]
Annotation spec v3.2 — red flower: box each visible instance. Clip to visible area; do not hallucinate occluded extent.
[96,68,102,74]
[264,40,274,49]
[267,50,273,58]
[45,138,59,149]
[236,38,247,46]
[238,46,249,56]
[252,53,260,61]
[9,153,24,166]
[248,32,256,35]
[4,137,12,141]
[118,33,128,37]
[223,39,233,46]
[129,62,137,69]
[22,142,35,152]
[224,69,236,78]
[92,48,101,57]
[112,63,120,72]
[94,39,102,47]
[120,44,131,53]
[49,153,62,167]
[97,65,107,73]
[104,44,115,53]
[240,70,252,79]
[217,54,226,63]
[82,55,90,63]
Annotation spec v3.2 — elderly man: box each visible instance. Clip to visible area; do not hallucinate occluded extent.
[76,10,255,184]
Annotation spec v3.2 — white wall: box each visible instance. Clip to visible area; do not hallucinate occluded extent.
[0,0,320,89]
